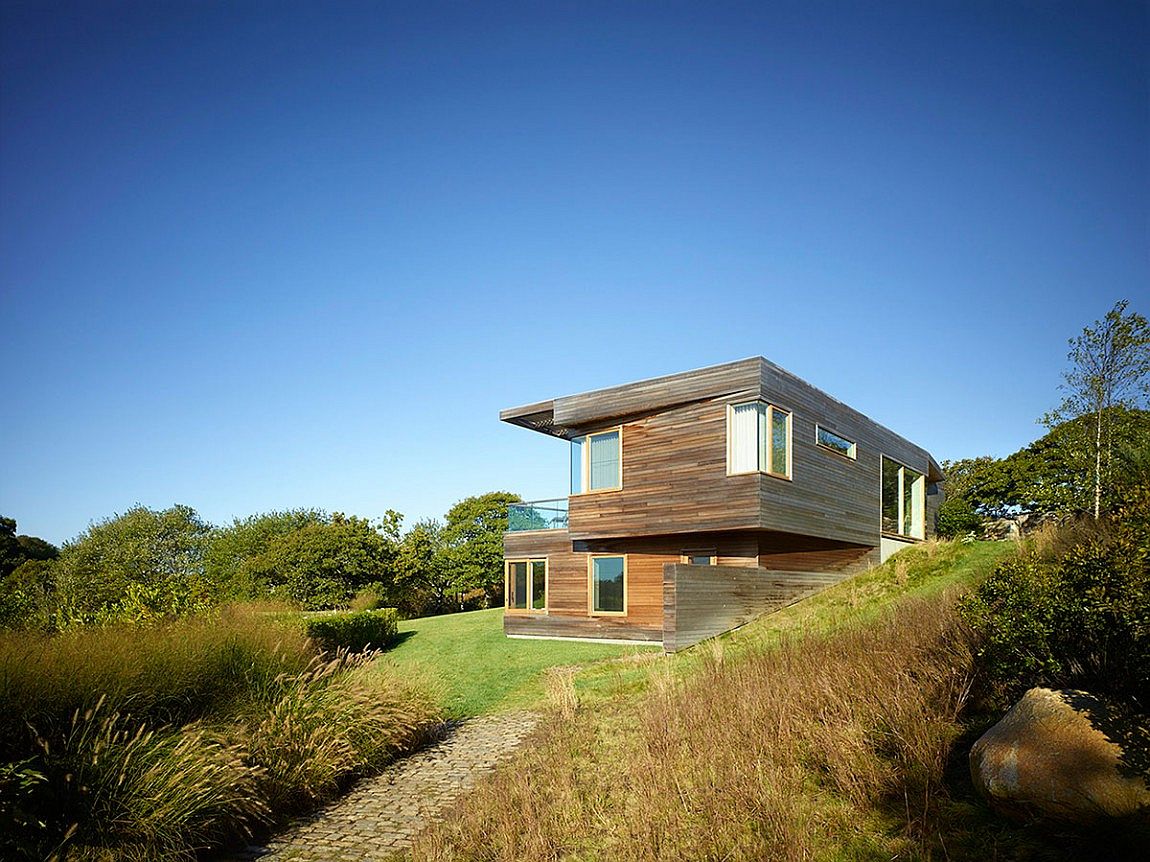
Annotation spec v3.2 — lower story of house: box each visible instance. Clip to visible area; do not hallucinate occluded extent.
[504,529,892,651]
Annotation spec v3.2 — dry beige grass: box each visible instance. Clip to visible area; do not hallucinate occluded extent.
[413,591,975,862]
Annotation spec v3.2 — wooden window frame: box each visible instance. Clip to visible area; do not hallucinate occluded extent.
[571,426,623,495]
[726,401,792,480]
[880,455,925,541]
[815,424,857,460]
[504,558,548,614]
[587,554,627,616]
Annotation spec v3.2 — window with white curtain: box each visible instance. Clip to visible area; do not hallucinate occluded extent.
[570,428,622,494]
[727,401,791,478]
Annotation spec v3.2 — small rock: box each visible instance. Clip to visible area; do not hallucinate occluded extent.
[970,687,1150,824]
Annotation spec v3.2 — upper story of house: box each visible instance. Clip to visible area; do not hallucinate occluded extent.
[501,357,944,548]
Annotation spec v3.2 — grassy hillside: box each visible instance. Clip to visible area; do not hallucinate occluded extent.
[411,540,1015,862]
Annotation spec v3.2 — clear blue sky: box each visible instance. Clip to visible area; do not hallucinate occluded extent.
[1,1,1146,544]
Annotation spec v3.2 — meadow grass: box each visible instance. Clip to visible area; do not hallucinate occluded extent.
[411,540,1015,862]
[1,605,441,861]
[375,607,656,717]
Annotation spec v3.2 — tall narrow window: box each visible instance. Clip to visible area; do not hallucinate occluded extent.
[881,456,925,539]
[727,401,791,478]
[590,555,625,614]
[570,436,585,495]
[505,559,547,613]
[570,428,622,494]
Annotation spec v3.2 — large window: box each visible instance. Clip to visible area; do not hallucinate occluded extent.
[570,428,622,494]
[589,555,626,614]
[505,559,547,612]
[881,456,925,539]
[727,402,791,478]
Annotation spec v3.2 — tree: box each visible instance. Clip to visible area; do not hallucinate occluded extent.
[51,504,213,624]
[1043,300,1150,518]
[0,518,57,579]
[395,518,454,614]
[204,508,327,599]
[245,512,401,609]
[442,492,521,606]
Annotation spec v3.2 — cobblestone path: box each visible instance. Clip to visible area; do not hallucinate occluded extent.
[233,710,539,861]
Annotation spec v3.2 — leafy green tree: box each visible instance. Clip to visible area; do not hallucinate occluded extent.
[1043,299,1150,518]
[204,509,327,599]
[51,504,213,625]
[0,518,21,579]
[442,492,520,606]
[244,512,401,609]
[395,518,454,614]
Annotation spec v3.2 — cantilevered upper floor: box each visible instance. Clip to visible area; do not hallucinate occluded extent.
[501,357,944,548]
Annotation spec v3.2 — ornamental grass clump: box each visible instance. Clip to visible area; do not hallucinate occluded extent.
[245,649,439,810]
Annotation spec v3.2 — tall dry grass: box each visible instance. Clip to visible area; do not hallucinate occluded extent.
[0,603,313,757]
[414,591,976,862]
[2,605,441,861]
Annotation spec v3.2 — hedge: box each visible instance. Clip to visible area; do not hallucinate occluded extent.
[304,608,399,652]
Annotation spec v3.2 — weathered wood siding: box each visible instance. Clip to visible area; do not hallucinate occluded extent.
[562,357,940,547]
[663,563,851,652]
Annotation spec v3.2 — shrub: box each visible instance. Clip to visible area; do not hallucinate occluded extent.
[935,496,983,539]
[961,495,1150,708]
[305,609,399,653]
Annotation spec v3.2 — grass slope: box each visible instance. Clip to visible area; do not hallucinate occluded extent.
[374,607,655,717]
[411,539,1017,862]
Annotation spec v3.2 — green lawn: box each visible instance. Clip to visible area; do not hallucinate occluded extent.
[371,607,656,717]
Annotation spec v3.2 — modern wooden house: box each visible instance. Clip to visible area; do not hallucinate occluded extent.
[501,357,944,651]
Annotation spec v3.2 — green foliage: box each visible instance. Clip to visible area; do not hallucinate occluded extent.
[1042,298,1150,518]
[961,491,1150,708]
[934,495,983,539]
[204,509,327,600]
[0,517,57,582]
[243,513,400,609]
[395,518,454,615]
[51,505,213,627]
[441,492,520,604]
[305,609,399,652]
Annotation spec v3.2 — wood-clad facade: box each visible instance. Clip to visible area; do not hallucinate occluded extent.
[501,357,943,650]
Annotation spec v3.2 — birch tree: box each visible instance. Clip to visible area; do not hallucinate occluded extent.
[1043,300,1150,518]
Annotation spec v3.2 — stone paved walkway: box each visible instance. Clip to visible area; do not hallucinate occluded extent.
[232,710,539,862]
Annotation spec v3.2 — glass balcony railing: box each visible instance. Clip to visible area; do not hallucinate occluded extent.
[507,498,569,532]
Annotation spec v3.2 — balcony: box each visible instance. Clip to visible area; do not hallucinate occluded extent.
[507,498,569,532]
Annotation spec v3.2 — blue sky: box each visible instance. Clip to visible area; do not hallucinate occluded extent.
[1,1,1146,544]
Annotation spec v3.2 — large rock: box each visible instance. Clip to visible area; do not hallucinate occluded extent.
[970,687,1150,824]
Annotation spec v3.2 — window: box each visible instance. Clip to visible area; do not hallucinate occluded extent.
[682,551,716,565]
[816,425,857,459]
[727,402,791,478]
[881,456,925,539]
[505,559,547,612]
[570,429,622,494]
[589,555,625,614]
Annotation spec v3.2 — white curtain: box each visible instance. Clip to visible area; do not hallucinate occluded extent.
[730,403,761,472]
[589,431,620,490]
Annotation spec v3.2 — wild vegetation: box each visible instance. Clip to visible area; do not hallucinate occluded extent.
[0,490,522,631]
[0,606,439,861]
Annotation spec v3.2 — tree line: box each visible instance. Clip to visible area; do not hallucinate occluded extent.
[0,491,522,629]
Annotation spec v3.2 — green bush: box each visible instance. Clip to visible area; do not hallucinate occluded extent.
[961,494,1150,708]
[305,609,399,653]
[935,496,983,539]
